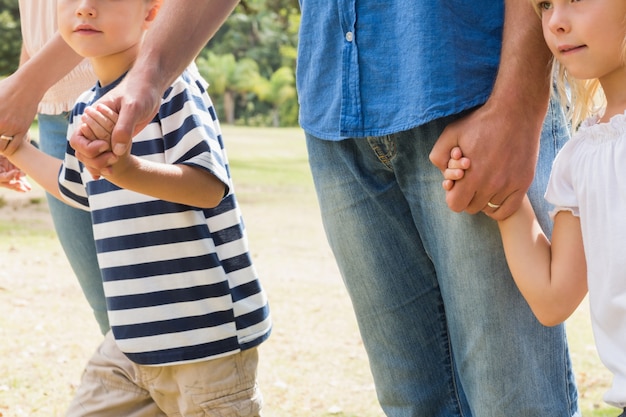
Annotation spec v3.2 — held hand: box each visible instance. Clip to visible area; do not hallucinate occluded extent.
[100,74,161,158]
[80,103,119,143]
[72,73,161,178]
[442,146,470,191]
[0,74,40,158]
[429,101,540,220]
[0,156,32,193]
[71,103,121,179]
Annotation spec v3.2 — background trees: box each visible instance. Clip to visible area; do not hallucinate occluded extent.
[0,0,21,75]
[0,0,300,126]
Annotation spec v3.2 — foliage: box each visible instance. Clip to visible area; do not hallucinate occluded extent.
[199,0,300,126]
[197,52,262,125]
[254,66,297,127]
[0,0,21,75]
[0,0,301,127]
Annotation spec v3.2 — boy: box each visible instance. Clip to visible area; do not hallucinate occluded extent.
[0,0,271,415]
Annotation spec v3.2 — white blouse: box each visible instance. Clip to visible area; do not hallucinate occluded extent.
[546,111,626,408]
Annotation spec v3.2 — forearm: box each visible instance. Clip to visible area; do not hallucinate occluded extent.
[15,32,83,102]
[498,199,553,310]
[105,157,226,208]
[130,0,239,94]
[7,142,63,200]
[498,198,586,325]
[493,0,552,121]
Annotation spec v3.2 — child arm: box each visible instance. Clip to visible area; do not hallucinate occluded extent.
[2,138,63,200]
[498,197,587,326]
[78,104,226,208]
[105,157,226,208]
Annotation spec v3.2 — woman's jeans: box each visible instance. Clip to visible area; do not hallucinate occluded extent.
[305,99,579,417]
[38,113,109,334]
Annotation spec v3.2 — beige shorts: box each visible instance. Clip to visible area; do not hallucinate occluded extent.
[66,331,262,417]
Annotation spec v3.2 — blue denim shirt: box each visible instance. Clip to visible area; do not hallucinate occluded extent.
[296,1,504,140]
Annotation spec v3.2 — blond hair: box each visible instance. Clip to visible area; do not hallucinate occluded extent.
[553,61,605,129]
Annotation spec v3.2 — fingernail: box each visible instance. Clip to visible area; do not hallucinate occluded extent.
[114,144,126,156]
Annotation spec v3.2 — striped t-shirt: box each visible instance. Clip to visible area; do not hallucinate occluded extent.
[59,70,271,366]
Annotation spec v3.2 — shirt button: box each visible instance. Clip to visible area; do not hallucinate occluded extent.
[345,31,354,42]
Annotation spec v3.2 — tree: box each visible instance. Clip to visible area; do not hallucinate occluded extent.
[254,67,296,127]
[197,0,301,126]
[196,52,262,125]
[0,0,21,76]
[207,0,299,78]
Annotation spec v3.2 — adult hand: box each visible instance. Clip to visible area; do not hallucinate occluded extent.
[0,74,40,156]
[103,72,162,157]
[429,99,540,220]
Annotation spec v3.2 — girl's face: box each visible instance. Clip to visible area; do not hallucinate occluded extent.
[536,0,626,84]
[57,0,156,63]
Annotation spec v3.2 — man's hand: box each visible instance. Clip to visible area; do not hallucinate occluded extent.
[430,0,552,220]
[430,100,540,220]
[104,73,162,158]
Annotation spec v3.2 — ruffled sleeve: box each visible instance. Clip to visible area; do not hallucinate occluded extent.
[545,138,580,220]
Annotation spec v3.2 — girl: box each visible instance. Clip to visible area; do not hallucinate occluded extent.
[444,0,626,414]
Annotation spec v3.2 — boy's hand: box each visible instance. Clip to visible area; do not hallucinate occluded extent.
[442,146,471,191]
[80,103,119,144]
[0,156,31,192]
[70,103,120,179]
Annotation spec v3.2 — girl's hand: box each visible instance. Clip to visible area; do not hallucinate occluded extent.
[442,146,471,191]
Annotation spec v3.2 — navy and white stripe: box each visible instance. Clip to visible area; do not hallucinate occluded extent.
[59,70,271,366]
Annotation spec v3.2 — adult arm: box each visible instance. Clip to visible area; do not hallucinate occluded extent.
[429,0,553,220]
[71,0,240,177]
[0,33,83,155]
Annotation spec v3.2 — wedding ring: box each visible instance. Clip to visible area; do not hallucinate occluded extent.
[487,201,501,209]
[0,135,14,141]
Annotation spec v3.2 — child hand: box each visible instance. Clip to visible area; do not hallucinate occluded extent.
[0,156,31,192]
[442,146,471,191]
[73,103,120,179]
[79,103,119,146]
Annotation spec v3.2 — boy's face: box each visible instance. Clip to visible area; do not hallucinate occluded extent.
[57,0,156,60]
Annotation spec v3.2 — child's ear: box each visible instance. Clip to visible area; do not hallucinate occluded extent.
[145,0,161,23]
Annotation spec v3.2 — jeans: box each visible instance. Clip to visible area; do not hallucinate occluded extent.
[305,98,579,416]
[38,113,109,334]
